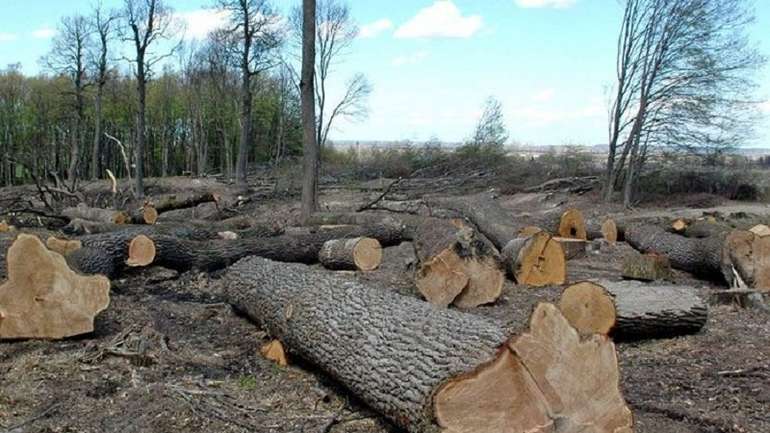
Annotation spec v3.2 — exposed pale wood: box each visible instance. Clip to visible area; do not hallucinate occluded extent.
[225,257,633,433]
[319,237,382,271]
[127,235,156,267]
[622,252,672,281]
[559,280,708,340]
[46,236,83,256]
[0,234,110,339]
[501,231,566,287]
[587,218,619,243]
[62,203,129,224]
[260,340,288,367]
[0,221,13,232]
[671,218,690,233]
[557,208,588,240]
[749,224,770,238]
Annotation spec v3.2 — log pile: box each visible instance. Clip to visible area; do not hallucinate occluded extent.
[225,256,634,433]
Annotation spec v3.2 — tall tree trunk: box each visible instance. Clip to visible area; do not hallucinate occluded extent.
[91,85,103,180]
[135,60,146,198]
[300,0,318,223]
[235,69,252,188]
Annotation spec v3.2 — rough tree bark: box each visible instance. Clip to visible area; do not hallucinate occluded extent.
[224,256,633,433]
[318,237,382,271]
[300,0,319,222]
[559,280,708,340]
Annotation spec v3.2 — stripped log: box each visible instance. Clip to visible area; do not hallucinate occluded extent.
[319,237,382,271]
[0,234,110,339]
[62,203,129,224]
[413,219,504,308]
[622,253,672,282]
[501,231,566,286]
[586,218,618,243]
[125,224,406,273]
[225,257,633,433]
[559,280,708,340]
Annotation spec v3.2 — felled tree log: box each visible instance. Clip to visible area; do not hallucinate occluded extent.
[128,203,159,225]
[413,219,504,308]
[525,208,588,240]
[553,237,587,260]
[63,216,282,239]
[0,234,110,339]
[62,203,129,224]
[501,231,566,286]
[126,224,406,273]
[586,218,618,243]
[319,237,382,271]
[151,191,219,214]
[225,257,633,433]
[46,236,83,256]
[683,219,730,238]
[670,218,691,234]
[622,253,672,282]
[709,289,769,311]
[559,280,708,340]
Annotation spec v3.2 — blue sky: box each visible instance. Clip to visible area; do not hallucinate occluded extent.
[1,0,769,146]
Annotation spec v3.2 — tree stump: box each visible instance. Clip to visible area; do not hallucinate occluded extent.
[501,231,566,287]
[319,237,382,271]
[559,280,708,340]
[0,234,110,339]
[622,253,672,281]
[225,256,633,433]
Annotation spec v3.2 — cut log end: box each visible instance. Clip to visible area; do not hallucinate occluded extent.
[671,218,689,233]
[112,211,129,225]
[558,282,617,336]
[142,205,159,225]
[502,231,566,287]
[319,237,383,271]
[46,236,83,256]
[435,303,633,433]
[0,234,110,339]
[126,235,156,267]
[558,208,587,240]
[352,237,383,271]
[260,340,288,367]
[601,219,618,243]
[453,257,505,309]
[749,224,770,238]
[416,248,468,307]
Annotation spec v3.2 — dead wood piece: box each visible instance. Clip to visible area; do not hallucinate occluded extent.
[749,224,770,238]
[670,218,691,234]
[553,237,587,260]
[260,340,288,366]
[151,191,219,214]
[62,203,129,224]
[225,257,633,433]
[46,236,83,256]
[0,221,14,232]
[128,203,159,225]
[413,219,504,308]
[501,231,566,287]
[0,234,110,339]
[709,290,769,311]
[683,219,730,238]
[587,218,619,243]
[127,235,156,267]
[622,253,672,282]
[319,237,382,271]
[559,280,708,340]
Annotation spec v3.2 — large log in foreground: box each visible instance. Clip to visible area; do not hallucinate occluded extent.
[0,234,110,339]
[225,257,633,433]
[559,280,707,340]
[131,224,406,272]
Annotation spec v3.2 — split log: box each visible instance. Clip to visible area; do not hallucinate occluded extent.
[553,237,587,260]
[621,253,672,282]
[125,223,406,273]
[586,218,618,243]
[413,219,504,308]
[319,237,382,271]
[501,231,566,286]
[225,256,633,433]
[0,234,110,339]
[62,203,129,224]
[749,224,770,238]
[559,280,707,340]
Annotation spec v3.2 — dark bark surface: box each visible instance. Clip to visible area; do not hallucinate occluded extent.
[224,256,510,433]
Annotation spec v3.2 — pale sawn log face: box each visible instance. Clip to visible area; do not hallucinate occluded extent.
[0,234,110,339]
[318,237,382,271]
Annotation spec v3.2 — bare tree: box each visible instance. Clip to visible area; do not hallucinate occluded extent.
[122,0,180,198]
[89,3,118,180]
[44,15,91,183]
[606,0,765,207]
[291,0,371,149]
[300,0,318,222]
[215,0,283,189]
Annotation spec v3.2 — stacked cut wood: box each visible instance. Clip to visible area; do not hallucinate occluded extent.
[413,219,504,308]
[225,256,634,433]
[625,223,770,291]
[559,280,707,340]
[0,234,110,339]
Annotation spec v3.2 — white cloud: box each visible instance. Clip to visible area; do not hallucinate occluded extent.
[515,0,577,8]
[760,101,770,114]
[392,50,428,66]
[0,32,17,42]
[359,19,393,38]
[31,27,55,39]
[177,9,231,40]
[532,88,556,102]
[395,1,483,39]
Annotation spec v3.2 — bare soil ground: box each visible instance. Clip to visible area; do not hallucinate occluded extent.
[1,177,769,433]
